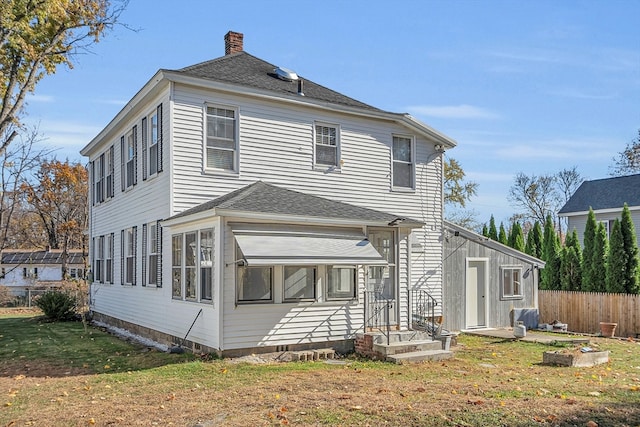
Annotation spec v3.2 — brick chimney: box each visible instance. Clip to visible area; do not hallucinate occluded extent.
[224,31,244,55]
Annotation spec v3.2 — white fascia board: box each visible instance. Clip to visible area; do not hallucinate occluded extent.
[560,205,640,217]
[80,70,170,157]
[161,207,411,229]
[162,71,458,149]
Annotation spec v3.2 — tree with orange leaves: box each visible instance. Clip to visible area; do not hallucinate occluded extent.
[20,159,88,278]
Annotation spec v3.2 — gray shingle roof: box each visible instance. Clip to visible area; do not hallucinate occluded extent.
[558,174,640,214]
[170,52,385,113]
[167,181,423,227]
[1,250,86,265]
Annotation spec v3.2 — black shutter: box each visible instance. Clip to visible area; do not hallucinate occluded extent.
[120,230,124,284]
[108,145,115,198]
[157,220,162,288]
[142,117,148,181]
[92,237,96,282]
[142,223,147,286]
[120,136,125,192]
[132,126,138,186]
[110,232,114,283]
[157,103,163,173]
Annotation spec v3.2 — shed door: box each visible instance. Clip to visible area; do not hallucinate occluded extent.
[466,259,487,328]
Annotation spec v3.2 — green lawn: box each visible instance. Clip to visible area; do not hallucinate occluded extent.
[1,311,640,426]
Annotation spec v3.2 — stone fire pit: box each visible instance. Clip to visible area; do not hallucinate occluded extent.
[543,348,609,367]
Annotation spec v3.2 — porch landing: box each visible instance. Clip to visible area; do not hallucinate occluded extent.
[356,330,453,364]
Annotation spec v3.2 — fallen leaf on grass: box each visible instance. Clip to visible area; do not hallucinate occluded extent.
[586,421,598,427]
[415,387,426,392]
[350,406,363,410]
[467,399,484,405]
[588,391,601,397]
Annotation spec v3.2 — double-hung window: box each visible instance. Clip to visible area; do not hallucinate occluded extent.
[148,223,159,286]
[501,266,523,299]
[314,123,340,167]
[95,235,104,283]
[392,135,414,189]
[148,111,159,176]
[205,106,237,172]
[105,233,113,284]
[121,127,137,190]
[122,227,136,285]
[327,266,356,300]
[95,154,105,204]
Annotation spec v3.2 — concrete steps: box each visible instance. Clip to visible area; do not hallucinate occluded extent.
[362,330,454,363]
[387,349,453,364]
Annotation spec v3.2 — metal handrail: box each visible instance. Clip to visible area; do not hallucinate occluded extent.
[411,289,439,340]
[364,290,393,345]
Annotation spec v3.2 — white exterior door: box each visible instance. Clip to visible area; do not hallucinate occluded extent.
[367,229,397,326]
[466,258,488,328]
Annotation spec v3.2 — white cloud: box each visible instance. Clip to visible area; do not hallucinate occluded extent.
[407,104,501,120]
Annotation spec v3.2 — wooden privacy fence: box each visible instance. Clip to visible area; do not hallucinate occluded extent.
[539,290,640,338]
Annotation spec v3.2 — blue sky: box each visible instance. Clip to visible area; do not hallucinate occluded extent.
[22,0,640,225]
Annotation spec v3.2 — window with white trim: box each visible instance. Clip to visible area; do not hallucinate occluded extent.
[94,153,105,204]
[205,106,237,172]
[106,146,114,199]
[283,266,316,301]
[121,127,137,190]
[23,267,38,279]
[148,111,159,176]
[172,235,183,299]
[123,227,136,285]
[236,245,272,303]
[501,266,523,299]
[95,235,104,283]
[172,229,214,303]
[327,266,356,300]
[200,229,213,301]
[105,233,113,284]
[148,223,159,286]
[314,123,340,167]
[392,135,414,189]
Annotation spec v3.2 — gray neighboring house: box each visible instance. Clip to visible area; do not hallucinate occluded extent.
[0,249,86,296]
[442,221,545,332]
[558,174,640,246]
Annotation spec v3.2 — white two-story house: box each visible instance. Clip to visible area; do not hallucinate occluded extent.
[81,32,457,357]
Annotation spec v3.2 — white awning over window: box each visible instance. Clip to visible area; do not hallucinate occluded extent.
[230,223,388,266]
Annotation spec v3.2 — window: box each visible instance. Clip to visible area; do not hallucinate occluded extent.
[172,235,183,299]
[106,146,114,198]
[69,268,84,279]
[185,232,196,299]
[283,266,316,301]
[1,268,4,279]
[94,153,105,204]
[392,135,414,189]
[122,227,137,285]
[143,105,162,180]
[501,266,523,299]
[327,266,356,300]
[315,123,340,167]
[237,245,272,303]
[23,267,38,279]
[368,229,395,299]
[121,127,137,190]
[172,229,213,302]
[599,220,615,238]
[105,233,113,284]
[200,229,213,301]
[205,106,237,172]
[95,236,104,283]
[148,223,159,286]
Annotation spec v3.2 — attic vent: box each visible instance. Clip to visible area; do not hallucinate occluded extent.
[274,66,298,82]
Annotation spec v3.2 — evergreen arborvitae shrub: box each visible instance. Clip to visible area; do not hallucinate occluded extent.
[620,204,640,294]
[498,223,508,245]
[581,208,597,291]
[592,222,608,292]
[606,219,627,293]
[35,290,78,321]
[488,215,498,241]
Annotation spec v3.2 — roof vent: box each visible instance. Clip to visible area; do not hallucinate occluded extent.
[274,66,299,82]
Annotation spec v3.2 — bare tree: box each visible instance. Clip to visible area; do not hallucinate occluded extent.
[508,172,559,225]
[610,129,640,176]
[0,126,51,251]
